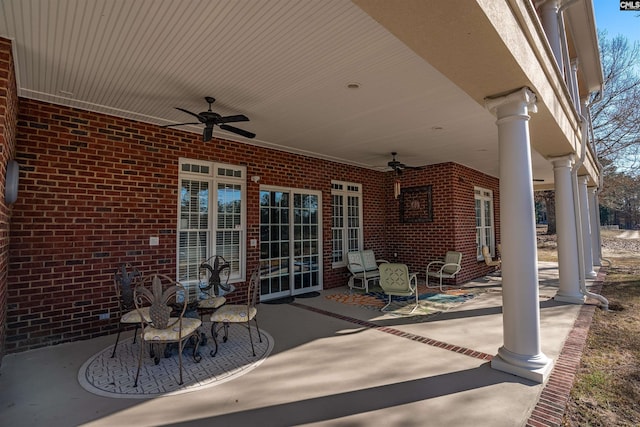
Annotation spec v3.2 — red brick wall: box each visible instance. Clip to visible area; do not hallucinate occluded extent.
[0,38,19,361]
[6,97,500,353]
[384,163,500,283]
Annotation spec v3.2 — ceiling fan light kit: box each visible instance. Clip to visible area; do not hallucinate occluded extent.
[388,152,423,199]
[162,96,255,142]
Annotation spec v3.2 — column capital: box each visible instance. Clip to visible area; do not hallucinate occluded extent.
[548,154,574,168]
[485,87,537,116]
[578,175,590,185]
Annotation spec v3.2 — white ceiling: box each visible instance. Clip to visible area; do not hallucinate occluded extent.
[0,0,554,180]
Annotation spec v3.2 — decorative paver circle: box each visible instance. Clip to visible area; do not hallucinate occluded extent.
[78,326,273,399]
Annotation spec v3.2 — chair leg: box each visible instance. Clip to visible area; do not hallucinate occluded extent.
[177,338,184,385]
[381,294,392,312]
[210,322,219,357]
[111,324,123,358]
[252,317,263,343]
[247,319,256,357]
[192,332,202,362]
[134,335,144,387]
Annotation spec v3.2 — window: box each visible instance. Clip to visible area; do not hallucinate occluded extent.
[178,159,245,287]
[331,181,363,267]
[475,187,495,260]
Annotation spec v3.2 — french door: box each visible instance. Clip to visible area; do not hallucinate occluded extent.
[259,188,322,301]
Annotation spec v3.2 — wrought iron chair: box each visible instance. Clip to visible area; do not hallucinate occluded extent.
[378,263,419,313]
[197,255,231,318]
[133,274,202,387]
[111,263,148,358]
[209,266,262,357]
[426,251,463,292]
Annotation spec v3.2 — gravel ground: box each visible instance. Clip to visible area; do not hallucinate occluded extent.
[537,229,640,257]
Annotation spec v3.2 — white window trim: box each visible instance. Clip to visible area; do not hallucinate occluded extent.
[177,158,246,285]
[331,180,363,268]
[475,186,495,261]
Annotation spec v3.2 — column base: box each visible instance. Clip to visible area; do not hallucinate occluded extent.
[491,346,553,383]
[554,291,586,304]
[585,270,597,279]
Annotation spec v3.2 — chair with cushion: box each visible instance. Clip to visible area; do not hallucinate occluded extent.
[133,274,202,387]
[426,251,463,292]
[378,263,419,313]
[347,249,388,293]
[197,255,230,318]
[209,266,262,357]
[111,263,148,358]
[482,245,501,268]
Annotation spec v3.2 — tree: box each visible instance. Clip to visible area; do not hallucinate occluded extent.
[590,31,640,174]
[590,32,640,227]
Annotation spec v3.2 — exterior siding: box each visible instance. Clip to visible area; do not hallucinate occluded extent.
[6,97,500,353]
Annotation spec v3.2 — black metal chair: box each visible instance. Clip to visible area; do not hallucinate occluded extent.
[209,266,262,357]
[133,274,202,387]
[111,263,146,358]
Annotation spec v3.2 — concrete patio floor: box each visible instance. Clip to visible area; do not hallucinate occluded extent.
[0,262,604,427]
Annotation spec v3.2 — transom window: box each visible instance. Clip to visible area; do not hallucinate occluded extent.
[331,180,363,267]
[475,187,495,260]
[178,158,246,287]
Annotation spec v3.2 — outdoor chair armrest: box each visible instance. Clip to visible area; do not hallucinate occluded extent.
[426,260,445,271]
[440,262,462,275]
[376,259,389,265]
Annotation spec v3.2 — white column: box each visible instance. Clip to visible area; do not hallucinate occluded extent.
[589,187,602,266]
[485,87,552,383]
[578,176,596,278]
[549,155,585,304]
[539,0,563,72]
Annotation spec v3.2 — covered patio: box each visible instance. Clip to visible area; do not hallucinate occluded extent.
[0,263,604,426]
[0,0,606,399]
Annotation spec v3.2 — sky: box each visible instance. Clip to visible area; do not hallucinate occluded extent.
[593,0,640,42]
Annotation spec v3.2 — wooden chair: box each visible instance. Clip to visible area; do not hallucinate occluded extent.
[209,266,262,357]
[133,274,202,387]
[378,263,419,313]
[426,251,463,292]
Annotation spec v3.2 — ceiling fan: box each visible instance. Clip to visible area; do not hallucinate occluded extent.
[162,96,255,141]
[387,152,423,174]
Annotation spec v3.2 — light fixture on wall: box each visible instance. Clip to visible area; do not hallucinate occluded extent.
[4,159,19,204]
[251,175,261,183]
[394,178,401,199]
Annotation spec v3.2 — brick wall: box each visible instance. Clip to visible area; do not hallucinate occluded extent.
[0,38,18,362]
[6,97,500,353]
[383,163,500,284]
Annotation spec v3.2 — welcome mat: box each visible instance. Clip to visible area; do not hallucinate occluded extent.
[326,285,478,317]
[78,326,274,399]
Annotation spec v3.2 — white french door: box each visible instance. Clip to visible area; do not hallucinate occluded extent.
[259,187,322,301]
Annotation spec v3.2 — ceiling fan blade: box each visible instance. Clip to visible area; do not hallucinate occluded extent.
[219,124,255,139]
[405,165,424,170]
[176,107,206,123]
[217,114,249,124]
[161,122,200,128]
[203,126,213,142]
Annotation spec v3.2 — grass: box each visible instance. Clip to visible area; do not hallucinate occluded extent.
[541,232,640,426]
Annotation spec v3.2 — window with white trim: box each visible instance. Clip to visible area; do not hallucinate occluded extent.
[475,187,495,260]
[178,159,245,287]
[331,181,363,267]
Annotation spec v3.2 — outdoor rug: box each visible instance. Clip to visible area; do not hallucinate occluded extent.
[325,285,479,317]
[78,326,274,399]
